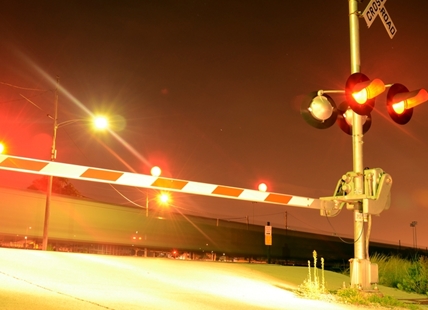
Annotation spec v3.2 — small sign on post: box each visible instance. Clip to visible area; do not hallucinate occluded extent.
[265,222,272,246]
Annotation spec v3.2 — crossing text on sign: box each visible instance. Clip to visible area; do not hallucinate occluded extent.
[362,0,396,39]
[379,7,396,38]
[364,0,387,27]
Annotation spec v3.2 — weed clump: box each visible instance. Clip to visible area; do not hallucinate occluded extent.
[296,250,328,299]
[296,251,422,309]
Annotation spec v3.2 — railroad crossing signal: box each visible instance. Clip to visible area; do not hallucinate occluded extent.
[362,0,397,39]
[302,73,428,132]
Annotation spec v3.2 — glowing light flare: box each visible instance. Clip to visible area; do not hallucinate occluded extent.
[351,78,385,104]
[17,52,153,171]
[93,116,109,129]
[0,143,4,154]
[391,102,405,115]
[352,88,368,104]
[109,130,151,167]
[258,183,267,192]
[392,88,428,113]
[151,166,161,177]
[158,192,171,205]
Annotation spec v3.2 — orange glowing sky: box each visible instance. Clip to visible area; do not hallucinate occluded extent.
[1,0,428,248]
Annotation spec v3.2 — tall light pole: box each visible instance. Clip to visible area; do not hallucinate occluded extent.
[41,78,109,250]
[42,77,59,251]
[410,221,418,249]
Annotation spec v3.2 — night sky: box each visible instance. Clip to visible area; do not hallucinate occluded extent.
[1,0,428,249]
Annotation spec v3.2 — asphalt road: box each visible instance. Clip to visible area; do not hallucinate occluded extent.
[0,248,380,309]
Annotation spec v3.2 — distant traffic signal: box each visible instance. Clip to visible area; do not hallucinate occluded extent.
[345,73,385,116]
[387,83,428,125]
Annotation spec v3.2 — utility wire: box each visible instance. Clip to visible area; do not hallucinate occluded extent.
[0,81,49,91]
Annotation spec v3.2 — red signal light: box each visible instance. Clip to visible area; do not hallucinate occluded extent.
[387,83,428,125]
[345,73,385,116]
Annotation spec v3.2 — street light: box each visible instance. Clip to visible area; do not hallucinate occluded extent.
[93,116,109,129]
[410,221,418,249]
[41,83,109,251]
[158,192,171,205]
[53,116,109,130]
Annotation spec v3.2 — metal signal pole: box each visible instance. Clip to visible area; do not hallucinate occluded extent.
[348,0,369,288]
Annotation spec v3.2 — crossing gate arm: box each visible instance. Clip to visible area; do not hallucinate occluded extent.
[0,154,332,211]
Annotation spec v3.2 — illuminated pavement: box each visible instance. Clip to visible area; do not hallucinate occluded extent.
[0,248,365,309]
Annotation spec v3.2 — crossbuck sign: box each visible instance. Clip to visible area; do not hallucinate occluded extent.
[362,0,397,39]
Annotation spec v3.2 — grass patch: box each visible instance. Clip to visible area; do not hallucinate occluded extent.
[336,287,420,309]
[296,251,423,309]
[371,253,428,295]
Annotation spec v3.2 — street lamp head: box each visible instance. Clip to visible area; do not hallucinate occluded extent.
[93,116,109,129]
[158,192,171,205]
[56,116,109,130]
